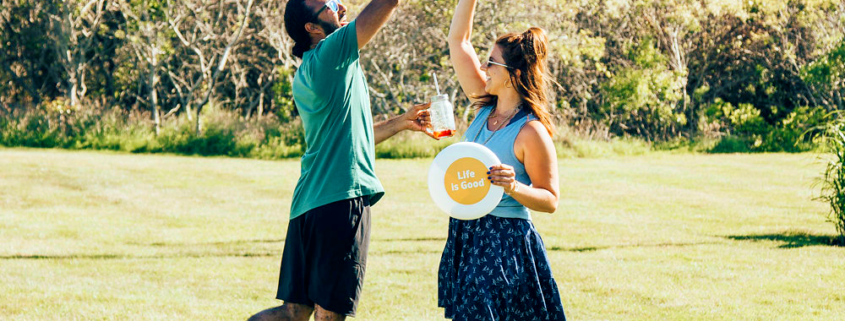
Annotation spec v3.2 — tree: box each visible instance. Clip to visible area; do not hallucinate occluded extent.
[253,0,299,121]
[163,0,254,134]
[118,0,173,135]
[47,0,111,108]
[0,0,61,107]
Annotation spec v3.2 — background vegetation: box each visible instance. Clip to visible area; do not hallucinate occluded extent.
[1,0,844,157]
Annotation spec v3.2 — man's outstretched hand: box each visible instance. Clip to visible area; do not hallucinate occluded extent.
[374,102,444,145]
[401,102,439,140]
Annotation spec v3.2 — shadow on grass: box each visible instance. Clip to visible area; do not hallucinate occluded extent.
[0,249,444,260]
[377,237,446,242]
[549,241,720,253]
[139,239,285,247]
[2,238,452,260]
[131,237,447,247]
[0,252,279,260]
[724,231,845,248]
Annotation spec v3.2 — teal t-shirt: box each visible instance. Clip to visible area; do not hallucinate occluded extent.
[289,20,384,220]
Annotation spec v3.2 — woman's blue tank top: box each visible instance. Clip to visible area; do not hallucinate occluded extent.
[463,106,535,220]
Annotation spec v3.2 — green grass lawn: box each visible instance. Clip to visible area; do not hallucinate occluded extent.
[1,148,843,320]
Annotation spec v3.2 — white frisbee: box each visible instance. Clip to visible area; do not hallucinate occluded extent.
[428,142,504,220]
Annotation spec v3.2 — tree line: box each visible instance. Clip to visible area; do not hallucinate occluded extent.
[1,0,844,152]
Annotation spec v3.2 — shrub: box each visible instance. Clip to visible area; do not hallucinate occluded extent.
[0,103,310,159]
[762,106,827,152]
[710,136,753,153]
[705,102,826,153]
[818,117,845,244]
[599,38,688,140]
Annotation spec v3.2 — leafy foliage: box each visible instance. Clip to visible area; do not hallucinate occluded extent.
[600,38,688,140]
[0,0,844,153]
[0,105,305,158]
[819,114,845,243]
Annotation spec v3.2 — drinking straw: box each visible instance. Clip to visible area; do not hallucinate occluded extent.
[432,72,441,96]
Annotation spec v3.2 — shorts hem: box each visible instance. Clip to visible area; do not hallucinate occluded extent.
[311,297,356,317]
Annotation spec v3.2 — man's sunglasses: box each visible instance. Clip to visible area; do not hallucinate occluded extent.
[310,0,342,22]
[485,59,510,69]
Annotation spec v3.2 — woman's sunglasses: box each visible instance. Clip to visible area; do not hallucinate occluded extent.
[311,0,343,22]
[485,59,510,69]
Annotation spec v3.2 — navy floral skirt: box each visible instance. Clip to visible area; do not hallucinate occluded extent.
[438,215,567,321]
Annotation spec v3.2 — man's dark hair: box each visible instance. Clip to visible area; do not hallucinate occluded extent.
[284,0,314,59]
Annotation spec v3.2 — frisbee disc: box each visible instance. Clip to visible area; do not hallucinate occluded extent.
[428,142,504,220]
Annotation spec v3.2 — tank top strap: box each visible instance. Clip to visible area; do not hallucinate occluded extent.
[463,106,494,143]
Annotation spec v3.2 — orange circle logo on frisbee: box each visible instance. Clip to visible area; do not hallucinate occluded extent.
[443,157,491,205]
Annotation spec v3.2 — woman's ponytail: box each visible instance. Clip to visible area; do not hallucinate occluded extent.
[494,27,555,137]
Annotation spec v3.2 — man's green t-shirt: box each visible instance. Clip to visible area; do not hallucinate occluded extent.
[289,20,384,220]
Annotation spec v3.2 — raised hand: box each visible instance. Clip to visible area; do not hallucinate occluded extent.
[402,102,439,140]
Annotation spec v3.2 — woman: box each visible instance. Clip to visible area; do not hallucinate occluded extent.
[437,0,567,320]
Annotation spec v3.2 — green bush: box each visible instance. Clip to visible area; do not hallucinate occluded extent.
[0,102,309,159]
[818,118,845,244]
[0,99,827,159]
[762,106,827,152]
[600,38,688,140]
[704,101,826,153]
[273,66,297,123]
[801,39,845,112]
[710,136,753,153]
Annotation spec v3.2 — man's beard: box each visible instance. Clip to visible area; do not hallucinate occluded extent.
[318,18,341,36]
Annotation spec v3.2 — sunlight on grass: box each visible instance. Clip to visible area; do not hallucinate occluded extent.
[1,148,843,320]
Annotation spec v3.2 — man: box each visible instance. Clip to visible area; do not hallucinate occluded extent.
[247,0,434,320]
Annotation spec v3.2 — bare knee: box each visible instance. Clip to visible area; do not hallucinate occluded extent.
[313,304,346,321]
[247,303,313,321]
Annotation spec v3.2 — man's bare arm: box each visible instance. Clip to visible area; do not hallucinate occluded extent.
[355,0,399,49]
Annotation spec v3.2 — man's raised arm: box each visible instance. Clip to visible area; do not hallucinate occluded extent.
[355,0,399,49]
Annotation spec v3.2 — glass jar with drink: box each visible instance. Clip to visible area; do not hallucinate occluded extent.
[429,94,456,138]
[427,72,456,138]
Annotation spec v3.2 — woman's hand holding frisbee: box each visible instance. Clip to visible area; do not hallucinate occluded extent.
[487,164,518,194]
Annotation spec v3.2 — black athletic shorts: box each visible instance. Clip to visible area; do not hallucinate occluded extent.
[276,196,371,317]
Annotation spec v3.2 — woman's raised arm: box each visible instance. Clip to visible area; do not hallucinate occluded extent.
[447,0,487,102]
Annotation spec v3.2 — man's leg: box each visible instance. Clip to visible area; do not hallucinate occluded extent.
[252,213,313,321]
[264,197,370,320]
[313,304,345,321]
[246,302,313,321]
[306,197,371,318]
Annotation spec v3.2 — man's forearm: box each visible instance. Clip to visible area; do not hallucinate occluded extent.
[373,115,405,145]
[356,0,400,49]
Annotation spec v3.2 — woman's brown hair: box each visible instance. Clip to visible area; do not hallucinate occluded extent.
[473,27,555,137]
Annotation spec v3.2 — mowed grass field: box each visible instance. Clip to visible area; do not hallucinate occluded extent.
[1,147,843,320]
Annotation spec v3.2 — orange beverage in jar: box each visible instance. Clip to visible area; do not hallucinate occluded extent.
[433,129,454,138]
[430,94,456,138]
